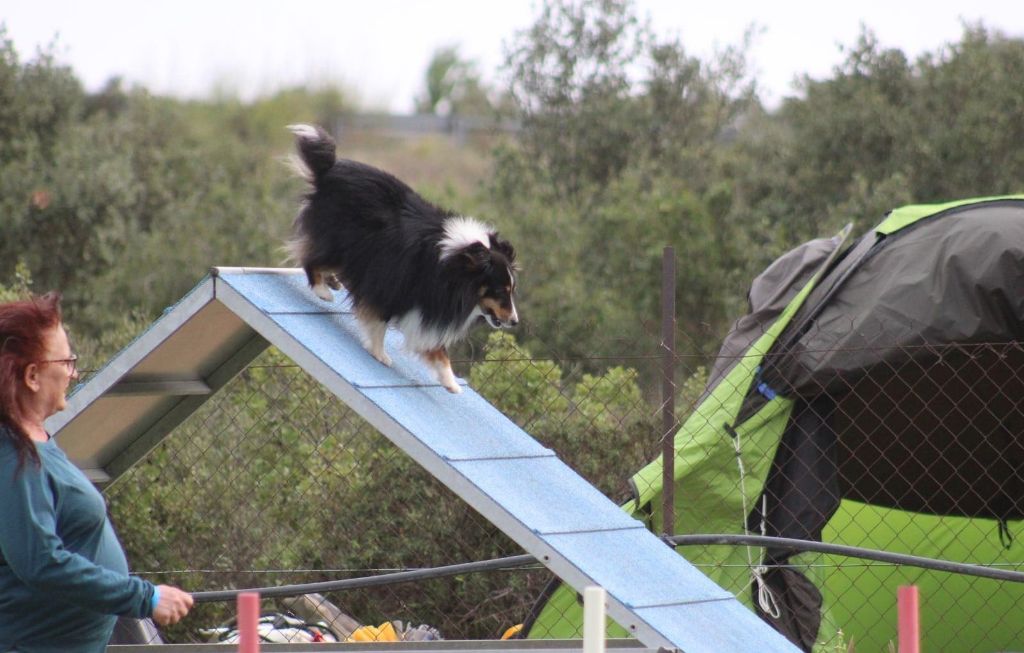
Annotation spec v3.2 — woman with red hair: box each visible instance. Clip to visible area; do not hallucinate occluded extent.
[0,292,193,653]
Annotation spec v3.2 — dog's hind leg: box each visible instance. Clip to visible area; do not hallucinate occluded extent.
[423,347,460,394]
[308,267,336,302]
[355,307,392,366]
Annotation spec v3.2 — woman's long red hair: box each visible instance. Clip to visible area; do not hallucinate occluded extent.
[0,292,62,469]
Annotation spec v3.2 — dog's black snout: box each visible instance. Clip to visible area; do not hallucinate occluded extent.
[508,317,519,327]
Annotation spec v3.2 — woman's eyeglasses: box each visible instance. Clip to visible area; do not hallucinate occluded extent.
[38,354,78,374]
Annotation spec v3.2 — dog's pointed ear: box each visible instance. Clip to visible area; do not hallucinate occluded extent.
[454,242,491,272]
[489,233,517,268]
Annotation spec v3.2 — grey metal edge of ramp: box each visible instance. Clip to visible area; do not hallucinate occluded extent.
[53,267,797,653]
[108,639,653,653]
[45,275,271,485]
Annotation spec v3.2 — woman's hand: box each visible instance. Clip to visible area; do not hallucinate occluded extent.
[151,584,194,626]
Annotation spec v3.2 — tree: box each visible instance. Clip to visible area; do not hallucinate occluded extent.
[489,0,757,367]
[729,24,1024,249]
[415,46,494,116]
[0,31,341,341]
[909,25,1024,199]
[502,0,644,199]
[0,262,33,303]
[501,0,755,201]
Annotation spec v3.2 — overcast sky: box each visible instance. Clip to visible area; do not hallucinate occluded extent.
[5,1,1023,113]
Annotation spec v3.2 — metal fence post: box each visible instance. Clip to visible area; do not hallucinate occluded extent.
[661,246,676,537]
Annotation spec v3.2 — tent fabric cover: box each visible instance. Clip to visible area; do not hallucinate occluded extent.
[769,201,1024,397]
[703,233,845,399]
[525,196,1024,652]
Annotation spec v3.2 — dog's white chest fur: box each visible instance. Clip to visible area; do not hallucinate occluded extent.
[394,307,483,351]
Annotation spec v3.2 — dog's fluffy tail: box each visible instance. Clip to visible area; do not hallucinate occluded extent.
[288,124,336,183]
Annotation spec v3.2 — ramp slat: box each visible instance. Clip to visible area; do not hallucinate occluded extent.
[361,388,551,461]
[539,529,735,608]
[450,458,643,534]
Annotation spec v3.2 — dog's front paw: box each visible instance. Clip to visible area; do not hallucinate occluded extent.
[373,350,393,367]
[443,381,462,394]
[437,369,461,394]
[312,283,334,302]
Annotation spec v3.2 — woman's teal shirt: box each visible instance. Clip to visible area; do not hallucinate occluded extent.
[0,429,154,653]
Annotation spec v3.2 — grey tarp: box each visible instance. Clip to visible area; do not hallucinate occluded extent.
[773,202,1024,396]
[758,200,1024,520]
[704,234,843,399]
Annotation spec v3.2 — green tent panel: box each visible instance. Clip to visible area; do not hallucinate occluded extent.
[823,502,1024,651]
[525,195,1024,652]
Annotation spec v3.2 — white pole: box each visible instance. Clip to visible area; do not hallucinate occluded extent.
[583,586,606,653]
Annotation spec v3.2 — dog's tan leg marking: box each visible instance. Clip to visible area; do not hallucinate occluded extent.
[424,348,460,394]
[366,322,392,367]
[355,307,392,366]
[311,269,335,302]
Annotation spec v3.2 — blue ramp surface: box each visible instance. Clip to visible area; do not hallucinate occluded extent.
[50,267,798,653]
[213,269,798,653]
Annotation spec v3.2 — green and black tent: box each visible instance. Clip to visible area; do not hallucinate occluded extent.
[524,196,1024,652]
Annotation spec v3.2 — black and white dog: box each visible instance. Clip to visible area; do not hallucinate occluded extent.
[287,124,518,393]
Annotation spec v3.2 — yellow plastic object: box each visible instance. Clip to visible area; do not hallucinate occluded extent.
[347,622,401,642]
[501,624,524,640]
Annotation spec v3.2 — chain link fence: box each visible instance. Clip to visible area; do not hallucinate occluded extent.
[92,313,1024,652]
[97,320,676,646]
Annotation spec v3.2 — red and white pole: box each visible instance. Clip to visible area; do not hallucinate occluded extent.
[238,591,261,653]
[897,585,920,653]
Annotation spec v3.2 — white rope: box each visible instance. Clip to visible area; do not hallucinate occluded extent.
[731,426,782,620]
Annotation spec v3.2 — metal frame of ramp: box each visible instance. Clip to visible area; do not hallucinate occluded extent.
[47,268,798,653]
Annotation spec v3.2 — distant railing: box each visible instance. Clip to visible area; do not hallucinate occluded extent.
[331,112,521,143]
